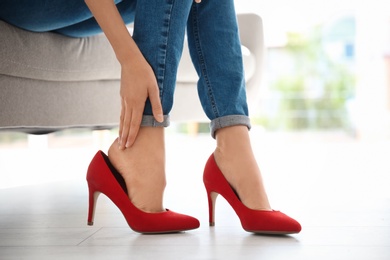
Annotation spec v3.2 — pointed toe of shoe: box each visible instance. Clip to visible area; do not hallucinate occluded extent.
[188,215,201,230]
[130,209,200,234]
[242,210,301,235]
[162,210,200,232]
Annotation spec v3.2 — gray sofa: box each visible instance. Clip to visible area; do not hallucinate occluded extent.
[0,13,264,134]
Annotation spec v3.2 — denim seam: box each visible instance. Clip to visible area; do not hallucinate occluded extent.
[191,4,219,119]
[158,0,175,111]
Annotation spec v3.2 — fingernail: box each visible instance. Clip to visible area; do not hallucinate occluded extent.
[157,114,164,122]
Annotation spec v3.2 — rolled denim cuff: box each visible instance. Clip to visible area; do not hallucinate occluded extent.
[141,115,170,127]
[210,115,251,139]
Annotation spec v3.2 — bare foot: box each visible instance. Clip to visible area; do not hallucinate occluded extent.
[214,126,272,211]
[108,127,166,213]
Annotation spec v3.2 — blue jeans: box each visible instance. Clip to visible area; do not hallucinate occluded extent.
[0,0,250,137]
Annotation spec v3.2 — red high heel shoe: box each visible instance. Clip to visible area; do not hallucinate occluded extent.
[87,151,200,233]
[203,154,301,234]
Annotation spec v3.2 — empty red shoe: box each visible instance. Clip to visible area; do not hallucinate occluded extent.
[203,154,301,234]
[87,151,200,233]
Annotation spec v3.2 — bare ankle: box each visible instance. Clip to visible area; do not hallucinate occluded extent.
[214,126,272,210]
[107,127,167,213]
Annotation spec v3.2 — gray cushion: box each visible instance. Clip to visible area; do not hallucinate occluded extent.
[0,20,121,82]
[0,20,122,133]
[0,75,121,134]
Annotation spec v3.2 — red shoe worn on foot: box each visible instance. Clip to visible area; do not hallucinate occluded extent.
[87,151,200,233]
[203,154,301,235]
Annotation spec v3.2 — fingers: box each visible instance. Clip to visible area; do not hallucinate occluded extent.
[194,0,202,3]
[149,87,164,123]
[127,110,142,148]
[119,99,143,149]
[118,63,164,149]
[119,98,130,149]
[119,89,163,150]
[118,98,125,148]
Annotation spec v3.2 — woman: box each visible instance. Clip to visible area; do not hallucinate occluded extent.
[0,0,301,234]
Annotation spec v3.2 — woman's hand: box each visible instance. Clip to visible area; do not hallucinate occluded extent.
[119,60,163,149]
[85,0,163,149]
[194,0,202,3]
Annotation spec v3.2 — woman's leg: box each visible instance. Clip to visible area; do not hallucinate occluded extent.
[0,0,94,33]
[0,0,135,37]
[56,0,136,37]
[108,0,194,212]
[187,0,250,133]
[133,0,193,119]
[187,1,271,210]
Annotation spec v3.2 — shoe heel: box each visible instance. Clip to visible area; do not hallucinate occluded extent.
[87,184,100,226]
[206,187,218,226]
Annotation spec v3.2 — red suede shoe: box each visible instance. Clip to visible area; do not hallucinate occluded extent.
[203,154,301,234]
[87,151,200,233]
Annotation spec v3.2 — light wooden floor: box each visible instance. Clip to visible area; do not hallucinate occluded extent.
[1,129,389,259]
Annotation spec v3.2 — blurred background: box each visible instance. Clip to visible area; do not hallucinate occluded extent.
[236,0,390,139]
